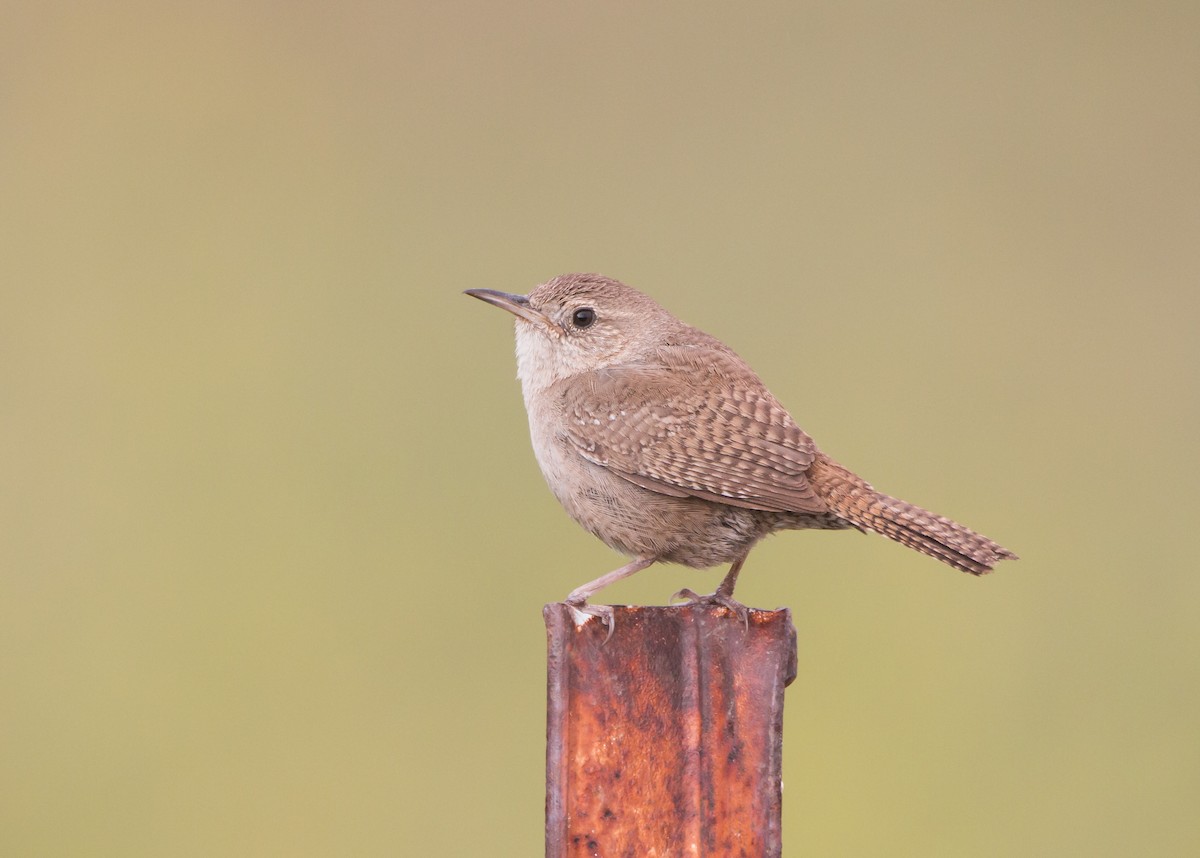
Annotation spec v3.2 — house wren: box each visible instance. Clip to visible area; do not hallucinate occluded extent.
[466,273,1016,629]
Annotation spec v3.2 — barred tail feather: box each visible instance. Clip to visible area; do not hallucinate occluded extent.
[810,455,1017,575]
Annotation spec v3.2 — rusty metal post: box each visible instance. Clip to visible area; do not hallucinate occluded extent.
[545,603,798,857]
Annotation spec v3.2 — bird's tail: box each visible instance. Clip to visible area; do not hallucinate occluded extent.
[810,455,1017,575]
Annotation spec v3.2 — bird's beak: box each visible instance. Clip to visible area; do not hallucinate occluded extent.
[464,289,556,332]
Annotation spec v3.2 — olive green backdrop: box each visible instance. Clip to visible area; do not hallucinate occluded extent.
[3,2,1197,855]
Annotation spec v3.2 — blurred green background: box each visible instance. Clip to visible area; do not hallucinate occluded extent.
[2,1,1197,855]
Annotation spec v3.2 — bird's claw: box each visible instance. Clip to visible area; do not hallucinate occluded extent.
[671,588,750,630]
[565,599,615,643]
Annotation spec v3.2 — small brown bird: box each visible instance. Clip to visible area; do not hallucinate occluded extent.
[466,273,1016,630]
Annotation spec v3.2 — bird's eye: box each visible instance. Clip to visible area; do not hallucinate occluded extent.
[571,307,596,329]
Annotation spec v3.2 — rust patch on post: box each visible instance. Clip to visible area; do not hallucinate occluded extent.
[545,604,797,857]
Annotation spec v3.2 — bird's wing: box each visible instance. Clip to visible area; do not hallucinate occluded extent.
[556,346,828,514]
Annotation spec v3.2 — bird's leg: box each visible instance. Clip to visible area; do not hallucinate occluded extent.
[565,556,656,641]
[672,557,750,628]
[715,558,744,599]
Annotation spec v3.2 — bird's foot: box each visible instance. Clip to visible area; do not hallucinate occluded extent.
[564,598,615,643]
[561,557,656,644]
[671,588,750,630]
